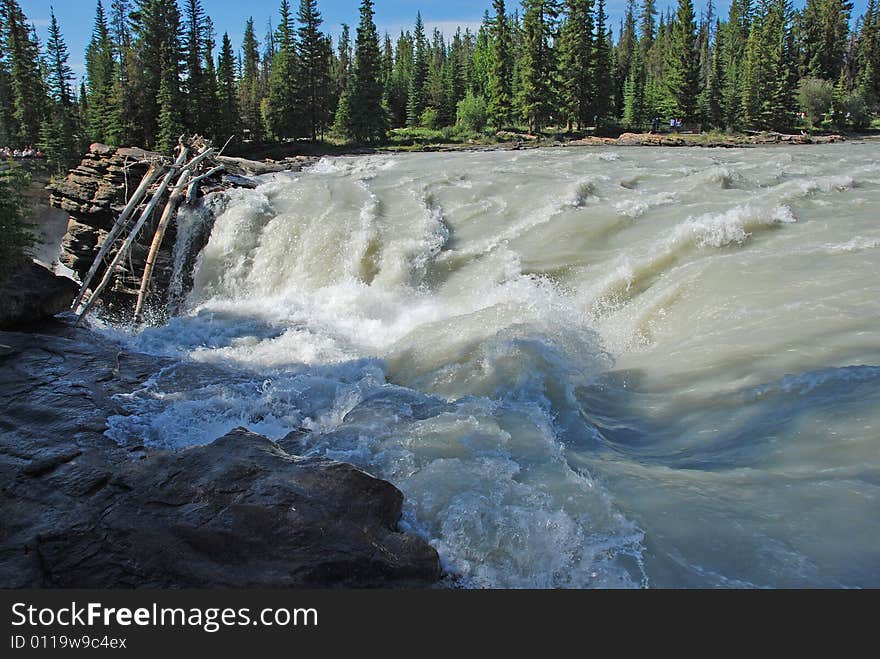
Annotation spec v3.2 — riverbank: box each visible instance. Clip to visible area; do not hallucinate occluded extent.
[231,129,857,162]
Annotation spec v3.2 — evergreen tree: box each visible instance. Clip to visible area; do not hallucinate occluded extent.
[239,18,263,142]
[386,30,412,126]
[41,7,78,173]
[216,32,239,142]
[706,19,725,127]
[337,0,386,142]
[488,0,514,128]
[616,0,638,116]
[110,0,137,144]
[518,0,560,133]
[559,0,594,130]
[406,13,428,126]
[297,0,332,141]
[593,0,614,124]
[622,41,646,127]
[132,0,183,150]
[1,0,45,145]
[664,0,702,121]
[264,0,299,140]
[86,1,121,144]
[183,0,211,136]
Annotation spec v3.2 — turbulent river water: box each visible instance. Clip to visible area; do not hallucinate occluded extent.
[101,144,880,588]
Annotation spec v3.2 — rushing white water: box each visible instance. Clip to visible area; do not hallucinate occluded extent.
[104,144,880,588]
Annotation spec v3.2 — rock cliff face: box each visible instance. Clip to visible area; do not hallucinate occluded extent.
[51,144,183,318]
[0,326,441,588]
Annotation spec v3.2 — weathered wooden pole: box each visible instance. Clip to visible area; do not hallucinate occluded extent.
[74,147,189,326]
[132,167,192,322]
[71,163,162,313]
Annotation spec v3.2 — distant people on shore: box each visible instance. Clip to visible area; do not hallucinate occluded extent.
[650,117,660,134]
[2,145,43,159]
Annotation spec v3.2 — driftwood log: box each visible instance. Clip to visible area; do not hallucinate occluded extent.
[72,137,226,325]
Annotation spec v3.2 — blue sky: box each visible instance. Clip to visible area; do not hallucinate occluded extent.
[18,0,872,84]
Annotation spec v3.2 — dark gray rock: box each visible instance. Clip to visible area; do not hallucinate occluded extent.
[0,327,441,588]
[0,261,78,328]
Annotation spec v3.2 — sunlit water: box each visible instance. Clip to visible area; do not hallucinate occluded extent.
[102,144,880,588]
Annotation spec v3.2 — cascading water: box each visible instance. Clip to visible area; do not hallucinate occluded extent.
[102,144,880,588]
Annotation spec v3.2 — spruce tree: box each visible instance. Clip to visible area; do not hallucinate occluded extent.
[406,13,428,126]
[488,0,514,128]
[518,0,559,133]
[593,0,614,124]
[616,0,638,117]
[183,0,211,137]
[664,0,702,121]
[41,8,78,173]
[338,0,386,143]
[559,0,595,130]
[2,0,45,145]
[265,0,299,140]
[86,1,121,144]
[132,0,183,150]
[240,18,263,142]
[386,30,412,127]
[297,0,331,141]
[216,32,240,142]
[706,19,725,127]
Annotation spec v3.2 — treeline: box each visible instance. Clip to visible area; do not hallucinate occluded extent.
[2,0,879,170]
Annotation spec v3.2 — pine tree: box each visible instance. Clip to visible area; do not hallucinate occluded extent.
[406,13,428,126]
[297,0,331,141]
[183,0,211,137]
[1,0,46,145]
[265,0,299,140]
[616,0,638,116]
[487,0,514,128]
[706,19,725,127]
[518,0,559,133]
[240,18,263,142]
[664,0,702,121]
[622,42,647,127]
[386,30,412,126]
[41,7,78,173]
[86,1,121,144]
[559,0,594,130]
[593,0,614,124]
[337,0,386,142]
[132,0,183,150]
[216,32,240,142]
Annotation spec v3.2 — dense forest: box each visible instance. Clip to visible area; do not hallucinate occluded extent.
[1,0,878,170]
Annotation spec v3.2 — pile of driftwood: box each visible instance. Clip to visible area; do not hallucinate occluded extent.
[71,136,225,325]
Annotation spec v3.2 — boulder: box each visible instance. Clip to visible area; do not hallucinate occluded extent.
[0,327,442,588]
[0,261,77,328]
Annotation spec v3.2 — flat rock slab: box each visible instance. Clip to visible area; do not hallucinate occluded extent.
[0,327,441,588]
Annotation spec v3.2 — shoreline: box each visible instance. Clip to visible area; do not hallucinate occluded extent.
[236,130,864,164]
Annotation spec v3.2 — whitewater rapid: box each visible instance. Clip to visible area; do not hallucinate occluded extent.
[103,144,880,588]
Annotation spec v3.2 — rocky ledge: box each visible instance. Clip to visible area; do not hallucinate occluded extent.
[0,260,78,329]
[0,325,441,588]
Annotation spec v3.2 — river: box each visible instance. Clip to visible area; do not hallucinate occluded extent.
[100,144,880,588]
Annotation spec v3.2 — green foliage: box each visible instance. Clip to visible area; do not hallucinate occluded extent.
[336,0,387,143]
[0,164,35,279]
[216,32,240,144]
[420,107,439,129]
[798,76,834,127]
[456,92,488,131]
[559,0,595,130]
[487,1,514,128]
[664,0,701,121]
